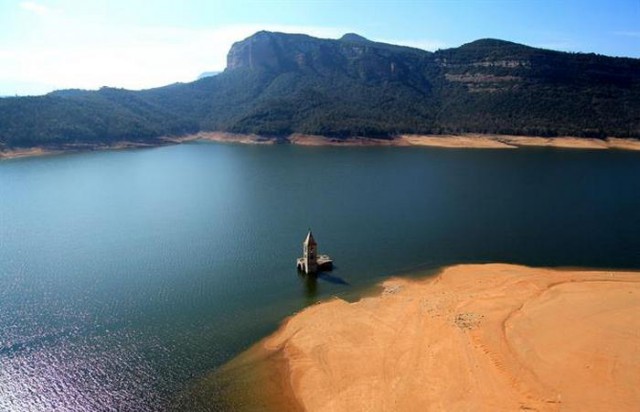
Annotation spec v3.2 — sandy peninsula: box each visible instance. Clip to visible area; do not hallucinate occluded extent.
[224,264,640,411]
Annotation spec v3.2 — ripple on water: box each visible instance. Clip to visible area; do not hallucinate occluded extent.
[0,328,172,411]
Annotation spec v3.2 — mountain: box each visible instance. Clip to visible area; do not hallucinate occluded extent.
[197,71,220,80]
[1,31,639,150]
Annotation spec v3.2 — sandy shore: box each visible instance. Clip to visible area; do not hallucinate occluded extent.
[0,146,64,160]
[399,134,640,150]
[0,141,161,161]
[199,132,640,150]
[3,133,640,161]
[400,134,516,148]
[227,264,640,411]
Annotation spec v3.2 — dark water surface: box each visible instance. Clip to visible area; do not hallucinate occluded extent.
[1,142,639,410]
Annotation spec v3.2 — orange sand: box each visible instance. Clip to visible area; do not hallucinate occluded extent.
[246,264,640,411]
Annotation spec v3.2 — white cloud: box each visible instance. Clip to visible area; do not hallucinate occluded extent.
[19,1,51,16]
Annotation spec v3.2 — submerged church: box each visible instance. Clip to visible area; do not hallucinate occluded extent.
[296,230,333,275]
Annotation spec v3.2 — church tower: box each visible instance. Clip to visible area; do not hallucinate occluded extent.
[302,230,318,274]
[296,229,332,274]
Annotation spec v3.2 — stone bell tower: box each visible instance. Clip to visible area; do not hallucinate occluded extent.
[302,230,318,274]
[296,229,333,275]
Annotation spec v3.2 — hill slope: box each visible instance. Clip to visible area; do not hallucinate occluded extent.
[1,31,639,150]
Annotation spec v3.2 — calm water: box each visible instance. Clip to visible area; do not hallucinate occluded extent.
[1,142,639,411]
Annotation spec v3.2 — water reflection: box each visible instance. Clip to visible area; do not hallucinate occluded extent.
[298,271,350,301]
[318,272,350,286]
[298,273,318,300]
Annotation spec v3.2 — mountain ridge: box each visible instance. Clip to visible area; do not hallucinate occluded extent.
[1,31,639,151]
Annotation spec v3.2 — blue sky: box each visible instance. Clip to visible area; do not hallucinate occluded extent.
[1,0,638,95]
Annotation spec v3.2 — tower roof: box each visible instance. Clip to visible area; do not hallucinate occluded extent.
[303,230,317,246]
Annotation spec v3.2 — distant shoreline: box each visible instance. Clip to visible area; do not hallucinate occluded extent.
[217,263,640,411]
[2,132,640,161]
[199,132,640,150]
[0,141,162,161]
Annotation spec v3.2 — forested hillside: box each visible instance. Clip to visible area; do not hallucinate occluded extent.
[1,31,639,149]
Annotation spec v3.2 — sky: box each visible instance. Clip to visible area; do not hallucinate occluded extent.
[0,0,638,96]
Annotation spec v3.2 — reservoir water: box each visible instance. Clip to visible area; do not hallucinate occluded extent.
[1,142,639,410]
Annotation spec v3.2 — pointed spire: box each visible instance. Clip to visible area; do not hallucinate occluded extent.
[303,229,317,246]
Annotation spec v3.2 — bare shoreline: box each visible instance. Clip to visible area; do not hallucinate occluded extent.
[0,141,163,161]
[2,132,640,161]
[220,263,640,411]
[196,132,640,150]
